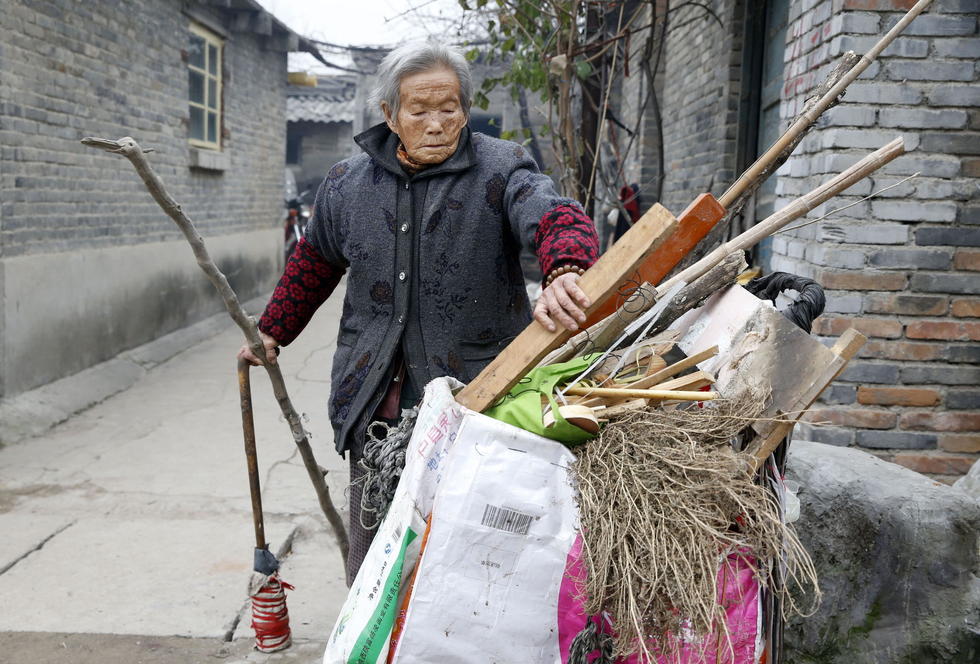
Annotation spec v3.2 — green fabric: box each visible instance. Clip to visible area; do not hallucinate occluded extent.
[484,353,603,446]
[348,527,417,663]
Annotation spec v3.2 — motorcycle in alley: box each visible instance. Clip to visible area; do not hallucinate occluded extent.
[283,192,311,264]
[283,169,311,264]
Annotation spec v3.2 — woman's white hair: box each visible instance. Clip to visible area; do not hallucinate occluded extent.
[369,42,473,117]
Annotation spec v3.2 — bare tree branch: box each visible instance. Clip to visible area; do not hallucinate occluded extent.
[81,136,349,562]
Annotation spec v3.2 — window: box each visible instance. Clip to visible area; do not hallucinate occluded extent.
[188,23,222,150]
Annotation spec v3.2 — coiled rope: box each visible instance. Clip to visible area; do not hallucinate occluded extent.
[568,618,614,664]
[358,405,420,529]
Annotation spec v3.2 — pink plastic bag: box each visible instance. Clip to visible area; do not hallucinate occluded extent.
[557,535,761,664]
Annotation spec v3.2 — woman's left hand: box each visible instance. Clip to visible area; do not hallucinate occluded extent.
[533,273,591,332]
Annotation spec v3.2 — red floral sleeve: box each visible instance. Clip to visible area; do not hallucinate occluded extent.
[258,238,345,346]
[533,204,600,282]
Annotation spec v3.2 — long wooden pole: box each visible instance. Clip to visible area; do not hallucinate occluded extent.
[586,0,932,326]
[82,136,349,562]
[554,138,903,365]
[239,359,269,551]
[719,0,934,207]
[659,137,904,295]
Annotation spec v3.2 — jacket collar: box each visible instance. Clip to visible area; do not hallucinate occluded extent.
[354,122,476,179]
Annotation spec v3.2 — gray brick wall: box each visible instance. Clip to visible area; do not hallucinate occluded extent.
[0,0,292,397]
[0,0,286,257]
[772,0,979,477]
[659,0,746,213]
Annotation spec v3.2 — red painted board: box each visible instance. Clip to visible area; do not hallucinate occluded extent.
[584,192,726,326]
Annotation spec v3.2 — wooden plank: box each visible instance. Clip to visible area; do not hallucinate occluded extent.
[649,370,714,392]
[566,348,716,406]
[745,328,867,470]
[640,346,719,388]
[595,398,647,420]
[584,193,725,324]
[455,204,679,412]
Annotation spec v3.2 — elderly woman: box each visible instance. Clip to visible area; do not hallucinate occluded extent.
[240,42,599,583]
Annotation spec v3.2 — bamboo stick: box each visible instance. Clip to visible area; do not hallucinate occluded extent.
[545,138,901,369]
[658,138,905,295]
[564,386,717,401]
[572,369,714,408]
[718,0,934,208]
[568,140,902,359]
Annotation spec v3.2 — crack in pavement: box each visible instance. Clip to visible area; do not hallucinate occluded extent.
[0,519,76,576]
[264,447,301,492]
[293,340,336,385]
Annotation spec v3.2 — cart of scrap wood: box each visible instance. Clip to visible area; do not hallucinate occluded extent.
[81,2,936,656]
[322,1,942,658]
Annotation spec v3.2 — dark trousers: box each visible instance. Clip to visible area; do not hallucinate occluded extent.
[344,375,419,586]
[346,447,375,586]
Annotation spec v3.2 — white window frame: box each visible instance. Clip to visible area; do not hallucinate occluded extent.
[188,22,223,150]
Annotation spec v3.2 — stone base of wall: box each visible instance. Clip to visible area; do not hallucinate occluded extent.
[0,229,281,398]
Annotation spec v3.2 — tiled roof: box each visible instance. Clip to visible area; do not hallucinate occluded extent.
[287,76,357,124]
[188,0,326,65]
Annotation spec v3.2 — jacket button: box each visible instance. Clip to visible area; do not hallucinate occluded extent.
[400,223,409,233]
[398,271,407,281]
[397,315,405,324]
[404,182,409,190]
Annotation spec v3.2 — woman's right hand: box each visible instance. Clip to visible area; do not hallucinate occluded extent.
[238,330,281,366]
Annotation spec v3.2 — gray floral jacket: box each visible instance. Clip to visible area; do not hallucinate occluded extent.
[259,123,599,454]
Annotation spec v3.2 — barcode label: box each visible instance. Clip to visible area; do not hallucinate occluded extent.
[481,504,534,535]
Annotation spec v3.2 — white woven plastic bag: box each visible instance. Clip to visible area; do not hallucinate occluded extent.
[323,377,465,664]
[390,412,578,663]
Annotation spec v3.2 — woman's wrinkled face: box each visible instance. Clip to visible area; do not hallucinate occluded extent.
[383,67,467,165]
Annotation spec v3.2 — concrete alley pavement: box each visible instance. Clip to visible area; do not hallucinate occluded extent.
[0,293,349,663]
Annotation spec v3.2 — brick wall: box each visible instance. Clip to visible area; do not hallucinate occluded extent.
[0,0,291,397]
[660,0,747,213]
[771,0,979,478]
[609,1,662,211]
[0,0,286,255]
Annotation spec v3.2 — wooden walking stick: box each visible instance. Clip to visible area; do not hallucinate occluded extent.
[239,358,293,653]
[583,0,935,325]
[82,136,349,562]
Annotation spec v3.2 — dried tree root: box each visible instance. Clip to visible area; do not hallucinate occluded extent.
[572,396,820,659]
